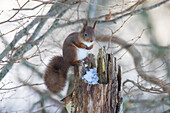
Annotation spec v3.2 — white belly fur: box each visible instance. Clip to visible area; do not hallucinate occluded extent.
[77,41,93,60]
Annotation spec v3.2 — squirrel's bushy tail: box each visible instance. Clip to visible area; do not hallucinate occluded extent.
[44,56,70,94]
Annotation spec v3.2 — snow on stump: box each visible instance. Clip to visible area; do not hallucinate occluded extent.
[63,48,122,113]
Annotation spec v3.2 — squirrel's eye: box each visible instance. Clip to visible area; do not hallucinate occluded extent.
[84,33,88,37]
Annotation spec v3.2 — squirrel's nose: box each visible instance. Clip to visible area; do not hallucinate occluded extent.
[90,40,93,42]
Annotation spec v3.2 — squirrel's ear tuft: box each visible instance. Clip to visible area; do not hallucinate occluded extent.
[81,21,88,32]
[83,21,88,27]
[93,21,97,29]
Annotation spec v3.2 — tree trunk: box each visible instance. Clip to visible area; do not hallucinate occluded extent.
[63,49,122,113]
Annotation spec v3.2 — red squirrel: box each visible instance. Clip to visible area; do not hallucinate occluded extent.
[44,21,97,94]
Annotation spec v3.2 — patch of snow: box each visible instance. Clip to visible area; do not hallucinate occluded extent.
[84,64,88,67]
[82,68,99,84]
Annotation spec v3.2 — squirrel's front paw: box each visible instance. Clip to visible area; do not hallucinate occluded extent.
[73,60,82,66]
[80,43,87,48]
[86,44,93,50]
[83,57,88,62]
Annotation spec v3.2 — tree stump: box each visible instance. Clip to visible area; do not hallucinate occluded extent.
[63,49,122,113]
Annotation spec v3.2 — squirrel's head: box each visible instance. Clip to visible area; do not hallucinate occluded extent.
[80,21,97,43]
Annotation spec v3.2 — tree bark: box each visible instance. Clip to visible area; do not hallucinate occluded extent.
[63,50,122,113]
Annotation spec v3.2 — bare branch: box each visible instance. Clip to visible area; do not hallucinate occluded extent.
[31,104,62,113]
[13,2,54,11]
[0,0,30,24]
[0,1,77,80]
[0,83,43,90]
[99,0,170,23]
[0,1,71,61]
[123,79,166,94]
[54,0,170,26]
[96,35,170,95]
[93,0,146,20]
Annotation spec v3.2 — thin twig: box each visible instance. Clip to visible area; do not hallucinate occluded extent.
[13,2,54,10]
[31,104,63,113]
[0,0,30,24]
[0,83,44,90]
[0,2,68,61]
[123,79,166,94]
[96,35,170,95]
[93,0,146,20]
[118,28,147,60]
[54,0,170,25]
[0,1,77,80]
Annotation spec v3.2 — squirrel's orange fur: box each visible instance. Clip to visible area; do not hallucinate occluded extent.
[44,22,97,94]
